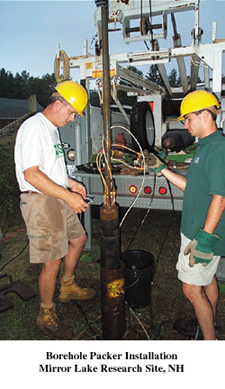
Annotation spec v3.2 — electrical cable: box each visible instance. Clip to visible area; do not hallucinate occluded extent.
[194,324,200,340]
[96,149,108,192]
[71,300,100,340]
[0,235,29,272]
[165,178,175,214]
[111,143,143,171]
[123,201,176,340]
[100,123,177,272]
[122,171,176,338]
[111,143,142,157]
[73,312,102,340]
[95,124,147,223]
[111,157,144,171]
[0,228,26,244]
[101,137,113,182]
[126,303,151,340]
[94,124,177,339]
[121,173,156,260]
[110,124,146,227]
[114,146,177,339]
[190,56,209,69]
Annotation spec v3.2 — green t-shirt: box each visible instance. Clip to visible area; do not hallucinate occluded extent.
[181,130,225,255]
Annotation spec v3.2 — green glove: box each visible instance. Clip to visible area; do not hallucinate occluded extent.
[184,228,221,267]
[143,151,167,176]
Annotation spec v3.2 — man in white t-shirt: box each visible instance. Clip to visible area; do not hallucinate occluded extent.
[14,81,95,340]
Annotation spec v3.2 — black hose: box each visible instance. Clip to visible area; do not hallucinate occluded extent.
[0,236,29,272]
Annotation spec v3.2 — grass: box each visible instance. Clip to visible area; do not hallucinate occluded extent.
[1,208,225,340]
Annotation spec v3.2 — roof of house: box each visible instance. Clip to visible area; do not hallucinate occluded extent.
[0,97,43,119]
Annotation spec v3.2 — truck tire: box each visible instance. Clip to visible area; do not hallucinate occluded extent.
[130,101,155,152]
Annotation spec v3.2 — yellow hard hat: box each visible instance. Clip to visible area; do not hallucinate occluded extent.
[178,90,221,121]
[55,80,88,117]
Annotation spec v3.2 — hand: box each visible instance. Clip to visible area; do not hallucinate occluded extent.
[65,190,89,214]
[69,179,86,199]
[184,228,221,267]
[143,150,166,176]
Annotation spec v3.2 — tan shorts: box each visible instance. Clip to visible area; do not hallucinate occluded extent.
[20,193,86,263]
[176,232,221,286]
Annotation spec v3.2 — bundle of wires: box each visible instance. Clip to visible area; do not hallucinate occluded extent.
[95,124,147,227]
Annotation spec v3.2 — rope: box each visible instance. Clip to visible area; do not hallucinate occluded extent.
[54,50,70,83]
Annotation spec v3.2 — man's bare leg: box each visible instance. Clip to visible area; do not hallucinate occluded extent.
[59,232,95,302]
[37,258,73,339]
[182,278,218,340]
[203,276,218,318]
[63,233,88,278]
[39,258,62,305]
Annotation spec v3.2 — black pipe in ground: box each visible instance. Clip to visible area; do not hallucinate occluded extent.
[100,260,125,340]
[97,1,126,340]
[100,205,125,340]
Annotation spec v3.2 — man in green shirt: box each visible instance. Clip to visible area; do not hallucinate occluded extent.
[147,90,225,340]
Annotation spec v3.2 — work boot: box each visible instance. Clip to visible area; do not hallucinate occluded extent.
[59,277,96,303]
[37,303,74,340]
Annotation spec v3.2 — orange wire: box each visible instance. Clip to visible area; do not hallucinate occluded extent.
[0,228,26,243]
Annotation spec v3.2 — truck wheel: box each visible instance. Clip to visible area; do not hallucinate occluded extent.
[130,102,155,152]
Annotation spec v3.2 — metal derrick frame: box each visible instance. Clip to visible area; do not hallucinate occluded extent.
[94,0,200,44]
[66,38,225,128]
[65,1,225,110]
[56,0,225,120]
[56,1,225,250]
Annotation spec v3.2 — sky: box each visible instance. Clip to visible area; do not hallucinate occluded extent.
[0,0,225,81]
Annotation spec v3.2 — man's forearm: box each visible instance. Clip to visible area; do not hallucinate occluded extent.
[203,194,225,234]
[161,168,187,192]
[24,166,69,199]
[24,166,88,214]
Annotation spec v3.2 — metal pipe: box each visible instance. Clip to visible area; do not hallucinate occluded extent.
[171,14,188,95]
[126,23,162,35]
[74,119,81,165]
[100,262,125,340]
[97,0,125,340]
[100,206,121,269]
[100,1,120,270]
[101,2,112,206]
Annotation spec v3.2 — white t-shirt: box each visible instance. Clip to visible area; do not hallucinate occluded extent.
[14,112,69,192]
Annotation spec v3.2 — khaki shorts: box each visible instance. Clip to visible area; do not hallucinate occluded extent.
[176,232,221,286]
[20,193,86,263]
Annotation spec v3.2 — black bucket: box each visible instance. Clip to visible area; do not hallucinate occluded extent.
[122,250,155,309]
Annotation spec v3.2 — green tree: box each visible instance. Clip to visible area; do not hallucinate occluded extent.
[0,68,57,107]
[0,69,16,98]
[90,89,100,107]
[0,136,22,233]
[14,71,31,99]
[24,74,56,107]
[127,65,143,77]
[168,68,179,87]
[145,64,164,86]
[116,65,142,106]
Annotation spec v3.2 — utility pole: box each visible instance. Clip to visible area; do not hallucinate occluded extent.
[94,0,125,340]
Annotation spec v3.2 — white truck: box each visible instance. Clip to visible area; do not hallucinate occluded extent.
[55,0,225,249]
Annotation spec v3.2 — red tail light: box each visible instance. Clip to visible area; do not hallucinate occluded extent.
[144,186,152,194]
[159,187,167,195]
[129,185,138,194]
